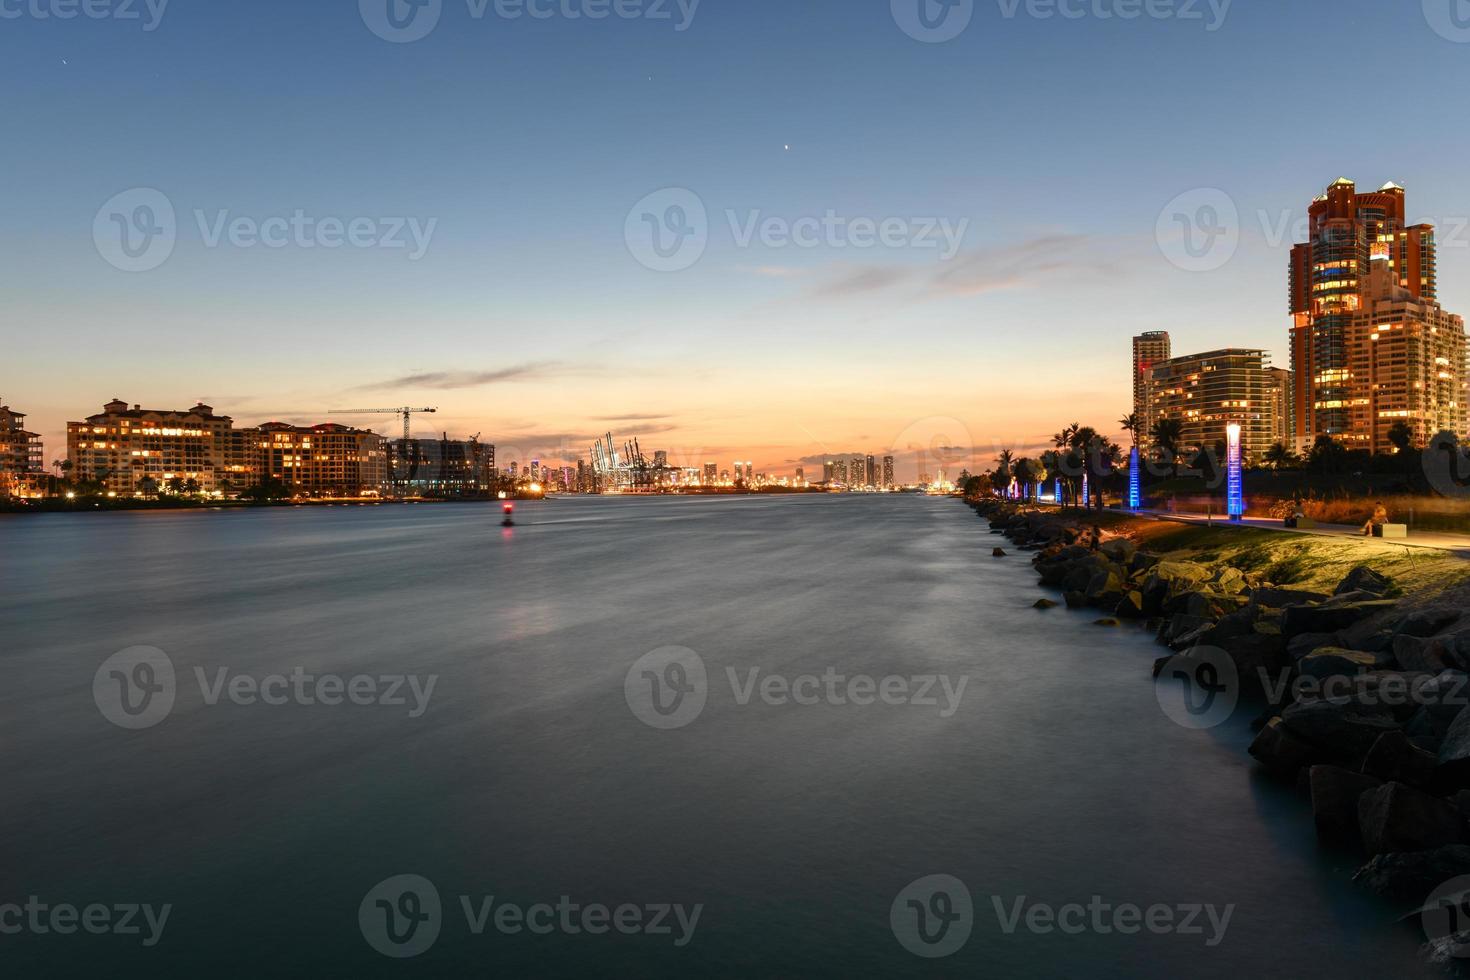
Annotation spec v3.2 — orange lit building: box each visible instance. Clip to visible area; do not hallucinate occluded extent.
[256,422,388,497]
[67,399,236,495]
[1146,349,1280,462]
[1,400,44,496]
[1288,178,1467,452]
[1132,331,1171,431]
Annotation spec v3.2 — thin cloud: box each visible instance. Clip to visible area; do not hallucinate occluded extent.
[596,413,671,422]
[351,361,565,392]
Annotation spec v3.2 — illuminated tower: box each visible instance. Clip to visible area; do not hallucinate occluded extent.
[1133,331,1171,431]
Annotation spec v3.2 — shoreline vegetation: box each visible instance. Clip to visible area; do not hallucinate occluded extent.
[967,495,1470,967]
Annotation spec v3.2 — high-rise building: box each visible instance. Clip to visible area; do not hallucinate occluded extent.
[832,459,848,485]
[851,454,866,488]
[882,455,895,488]
[257,422,388,497]
[795,466,805,484]
[1133,331,1172,431]
[1289,178,1467,452]
[1266,367,1293,449]
[865,454,876,487]
[67,399,237,495]
[703,462,717,485]
[0,400,43,496]
[387,435,496,495]
[1146,349,1279,462]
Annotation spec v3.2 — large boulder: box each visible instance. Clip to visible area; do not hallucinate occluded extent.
[1282,598,1398,637]
[1396,634,1454,674]
[1280,698,1401,767]
[1220,631,1291,689]
[1212,566,1249,596]
[1357,781,1464,856]
[1310,766,1383,845]
[1099,538,1137,563]
[1435,705,1470,783]
[1297,647,1391,681]
[1353,844,1470,902]
[1336,565,1394,597]
[1288,632,1340,661]
[1248,717,1323,776]
[1397,609,1463,639]
[1252,587,1330,609]
[1363,731,1439,790]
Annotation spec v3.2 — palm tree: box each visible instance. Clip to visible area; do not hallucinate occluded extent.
[993,449,1015,495]
[1118,412,1142,449]
[1150,418,1184,476]
[1263,442,1299,470]
[1386,421,1415,454]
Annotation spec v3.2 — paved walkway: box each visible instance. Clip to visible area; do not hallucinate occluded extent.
[1133,509,1470,557]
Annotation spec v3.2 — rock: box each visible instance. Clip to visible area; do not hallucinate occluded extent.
[1099,538,1137,563]
[1093,618,1121,627]
[1200,608,1257,646]
[1160,614,1212,646]
[1396,634,1453,674]
[1252,587,1330,609]
[1151,656,1172,679]
[1288,632,1340,661]
[1129,552,1160,575]
[1354,844,1470,901]
[1084,569,1126,605]
[1357,781,1464,856]
[1033,598,1059,610]
[1397,609,1463,639]
[1282,599,1398,637]
[1435,705,1470,783]
[1280,699,1401,767]
[1364,731,1439,789]
[1212,567,1249,596]
[1310,766,1383,845]
[993,547,1008,557]
[1219,631,1291,689]
[1298,647,1390,681]
[1114,591,1146,619]
[1063,591,1086,610]
[1249,717,1322,776]
[1336,565,1394,597]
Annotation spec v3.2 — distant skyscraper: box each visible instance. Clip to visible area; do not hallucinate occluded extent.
[882,455,894,488]
[851,454,866,488]
[865,454,876,487]
[703,462,717,484]
[795,466,805,484]
[833,459,848,485]
[1289,178,1467,452]
[1133,331,1171,431]
[654,450,668,469]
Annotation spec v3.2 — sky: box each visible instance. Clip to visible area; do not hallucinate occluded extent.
[6,0,1470,480]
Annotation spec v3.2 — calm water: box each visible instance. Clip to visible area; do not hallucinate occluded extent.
[0,496,1435,977]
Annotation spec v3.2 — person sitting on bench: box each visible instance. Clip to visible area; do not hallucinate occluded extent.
[1363,501,1389,537]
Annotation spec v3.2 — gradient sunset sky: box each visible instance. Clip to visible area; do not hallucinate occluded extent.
[6,0,1470,479]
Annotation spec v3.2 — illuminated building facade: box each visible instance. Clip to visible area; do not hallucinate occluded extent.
[1146,349,1278,462]
[882,455,894,488]
[1132,331,1172,430]
[0,401,43,496]
[388,436,496,495]
[1289,178,1467,451]
[67,400,236,495]
[257,422,388,497]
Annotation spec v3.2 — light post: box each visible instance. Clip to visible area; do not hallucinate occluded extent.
[1226,423,1244,521]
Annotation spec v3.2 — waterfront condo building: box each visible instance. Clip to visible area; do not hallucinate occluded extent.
[1289,178,1468,452]
[1146,349,1280,462]
[0,400,44,496]
[257,423,388,497]
[882,455,895,488]
[67,400,237,495]
[1132,331,1172,430]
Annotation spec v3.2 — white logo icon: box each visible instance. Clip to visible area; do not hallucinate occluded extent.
[360,0,443,43]
[359,874,443,958]
[625,188,708,272]
[892,0,974,43]
[93,646,176,730]
[1155,188,1239,272]
[891,874,973,958]
[93,189,176,273]
[624,646,708,729]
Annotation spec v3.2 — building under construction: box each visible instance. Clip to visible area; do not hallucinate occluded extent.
[388,434,498,497]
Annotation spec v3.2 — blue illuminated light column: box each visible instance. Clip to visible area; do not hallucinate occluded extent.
[1226,423,1244,520]
[1128,446,1141,510]
[1082,472,1090,508]
[1054,477,1063,507]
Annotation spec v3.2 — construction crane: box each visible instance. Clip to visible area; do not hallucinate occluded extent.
[328,407,438,444]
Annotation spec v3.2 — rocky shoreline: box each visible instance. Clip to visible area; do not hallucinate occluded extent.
[967,496,1470,967]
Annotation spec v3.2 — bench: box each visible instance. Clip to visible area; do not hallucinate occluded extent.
[1373,523,1408,539]
[1284,517,1317,529]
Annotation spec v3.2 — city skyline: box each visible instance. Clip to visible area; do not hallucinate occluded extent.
[10,2,1470,474]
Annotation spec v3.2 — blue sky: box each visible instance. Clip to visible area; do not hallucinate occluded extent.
[6,0,1470,475]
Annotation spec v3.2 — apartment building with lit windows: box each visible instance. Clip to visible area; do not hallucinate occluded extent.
[67,399,235,495]
[1132,331,1171,430]
[1288,178,1467,451]
[0,400,44,496]
[1146,349,1279,462]
[257,422,388,497]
